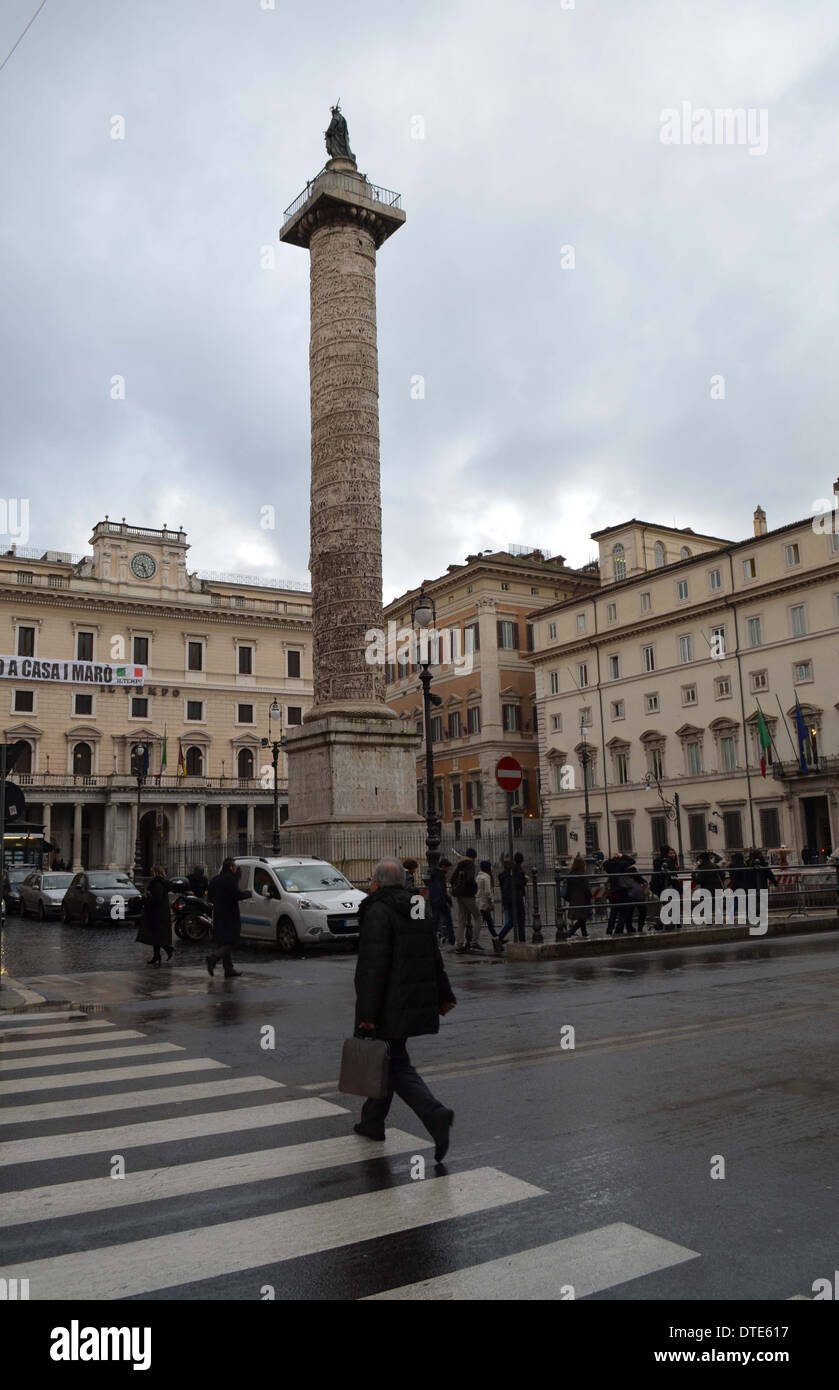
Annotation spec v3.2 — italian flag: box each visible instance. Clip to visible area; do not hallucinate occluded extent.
[160,728,168,775]
[756,706,772,778]
[177,741,187,776]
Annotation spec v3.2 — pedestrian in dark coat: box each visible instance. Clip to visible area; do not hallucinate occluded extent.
[353,858,456,1162]
[563,854,592,938]
[497,853,527,944]
[728,851,754,893]
[206,859,251,978]
[187,864,209,898]
[136,865,175,966]
[428,857,454,945]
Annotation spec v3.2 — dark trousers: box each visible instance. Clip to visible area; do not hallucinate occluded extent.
[497,895,526,943]
[481,908,498,936]
[606,901,622,934]
[361,1039,447,1134]
[208,942,237,974]
[431,901,454,943]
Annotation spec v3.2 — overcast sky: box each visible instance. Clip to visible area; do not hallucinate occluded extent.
[1,0,838,603]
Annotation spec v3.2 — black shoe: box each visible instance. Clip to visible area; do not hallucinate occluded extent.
[454,946,467,954]
[470,943,487,953]
[147,956,160,967]
[492,939,504,955]
[206,955,216,977]
[164,947,174,960]
[224,969,242,978]
[354,1122,385,1142]
[429,1108,454,1164]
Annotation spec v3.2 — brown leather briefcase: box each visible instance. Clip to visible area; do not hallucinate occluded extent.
[339,1035,391,1100]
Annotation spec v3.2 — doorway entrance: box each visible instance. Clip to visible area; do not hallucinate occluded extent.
[801,795,832,858]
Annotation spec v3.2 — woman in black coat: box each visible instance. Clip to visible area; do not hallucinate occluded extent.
[136,865,175,966]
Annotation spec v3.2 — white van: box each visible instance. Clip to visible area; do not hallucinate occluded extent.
[233,856,366,953]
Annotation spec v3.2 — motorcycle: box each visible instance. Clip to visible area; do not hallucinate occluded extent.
[171,891,212,942]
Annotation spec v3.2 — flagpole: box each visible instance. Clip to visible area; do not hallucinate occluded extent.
[755,698,782,770]
[775,695,799,763]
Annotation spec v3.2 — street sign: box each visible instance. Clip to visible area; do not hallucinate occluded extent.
[495,755,523,792]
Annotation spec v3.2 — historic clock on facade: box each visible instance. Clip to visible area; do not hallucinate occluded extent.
[130,552,157,579]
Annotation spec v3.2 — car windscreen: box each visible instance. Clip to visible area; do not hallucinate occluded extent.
[87,874,135,890]
[275,866,353,892]
[8,868,31,881]
[43,874,73,888]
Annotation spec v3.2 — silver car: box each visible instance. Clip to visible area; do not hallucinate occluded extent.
[234,856,366,953]
[19,871,75,920]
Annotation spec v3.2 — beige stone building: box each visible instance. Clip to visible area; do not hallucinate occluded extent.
[531,495,839,865]
[1,520,312,870]
[384,549,598,845]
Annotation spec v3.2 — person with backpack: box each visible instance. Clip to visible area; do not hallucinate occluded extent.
[602,852,627,935]
[563,854,593,938]
[450,847,484,953]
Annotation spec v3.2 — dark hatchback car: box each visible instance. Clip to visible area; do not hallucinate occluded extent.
[2,866,33,914]
[61,871,143,925]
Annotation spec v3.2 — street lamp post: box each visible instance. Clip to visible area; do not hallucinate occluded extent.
[412,587,443,885]
[579,727,594,859]
[133,743,147,880]
[261,698,284,855]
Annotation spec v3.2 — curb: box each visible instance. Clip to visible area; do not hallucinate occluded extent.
[0,976,76,1015]
[503,915,839,961]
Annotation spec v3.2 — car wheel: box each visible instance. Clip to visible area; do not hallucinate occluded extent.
[276,917,298,954]
[184,916,210,942]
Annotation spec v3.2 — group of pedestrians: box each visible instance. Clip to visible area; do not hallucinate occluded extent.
[424,848,529,956]
[135,859,248,976]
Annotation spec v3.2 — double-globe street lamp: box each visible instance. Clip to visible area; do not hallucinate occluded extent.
[132,742,149,879]
[261,697,284,855]
[412,587,443,885]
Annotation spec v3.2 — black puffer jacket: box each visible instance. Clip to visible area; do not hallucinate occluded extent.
[354,885,456,1039]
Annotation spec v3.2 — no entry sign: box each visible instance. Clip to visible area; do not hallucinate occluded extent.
[495,755,523,792]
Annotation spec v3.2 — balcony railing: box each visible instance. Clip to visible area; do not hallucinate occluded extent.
[9,773,287,793]
[772,755,839,779]
[282,170,402,226]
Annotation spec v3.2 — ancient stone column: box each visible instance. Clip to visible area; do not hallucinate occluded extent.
[280,140,421,843]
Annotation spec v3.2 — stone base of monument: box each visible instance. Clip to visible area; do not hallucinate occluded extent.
[283,711,423,861]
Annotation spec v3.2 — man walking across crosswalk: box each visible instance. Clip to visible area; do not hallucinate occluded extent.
[354,859,457,1162]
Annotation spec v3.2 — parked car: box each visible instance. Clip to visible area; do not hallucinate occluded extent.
[61,871,143,925]
[19,871,75,920]
[2,865,34,915]
[233,856,365,953]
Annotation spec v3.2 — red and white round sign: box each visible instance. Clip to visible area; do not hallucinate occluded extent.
[495,755,523,791]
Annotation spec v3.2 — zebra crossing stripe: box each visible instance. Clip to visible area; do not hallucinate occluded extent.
[0,1058,225,1096]
[363,1221,700,1299]
[0,1018,112,1040]
[2,1167,544,1300]
[0,1098,347,1166]
[3,1129,432,1227]
[0,1043,182,1072]
[0,1076,285,1126]
[0,1011,91,1025]
[0,1029,144,1054]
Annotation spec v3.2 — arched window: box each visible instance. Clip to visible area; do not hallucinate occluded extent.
[73,742,92,776]
[680,546,691,559]
[186,746,203,776]
[130,743,147,777]
[15,741,32,774]
[654,541,666,568]
[612,543,626,581]
[237,748,254,780]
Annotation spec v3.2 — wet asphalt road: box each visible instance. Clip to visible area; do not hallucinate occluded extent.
[2,914,838,1301]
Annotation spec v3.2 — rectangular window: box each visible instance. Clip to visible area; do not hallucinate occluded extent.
[785,543,800,567]
[651,815,668,852]
[526,624,535,652]
[465,780,473,809]
[553,823,569,857]
[747,616,762,647]
[467,704,481,734]
[750,670,768,692]
[723,810,744,849]
[642,645,655,672]
[583,758,596,790]
[133,636,149,666]
[431,716,443,743]
[710,625,727,656]
[606,603,617,623]
[790,604,807,636]
[615,752,629,785]
[497,620,517,649]
[759,807,781,848]
[586,820,600,852]
[721,735,737,770]
[580,707,592,726]
[709,568,722,591]
[287,706,303,725]
[743,557,757,580]
[688,813,708,852]
[794,660,813,683]
[640,592,651,612]
[186,700,203,721]
[548,622,557,640]
[287,650,301,678]
[502,703,522,732]
[74,693,93,716]
[131,697,148,718]
[715,677,732,698]
[448,710,462,739]
[616,819,633,854]
[464,622,480,654]
[688,742,703,775]
[237,704,254,723]
[549,670,559,694]
[575,613,586,633]
[384,662,396,685]
[649,746,663,779]
[13,690,33,712]
[611,700,625,720]
[188,642,203,671]
[645,693,659,713]
[451,781,462,813]
[609,654,620,679]
[17,626,35,656]
[551,712,562,731]
[682,685,697,705]
[577,662,588,688]
[680,635,693,663]
[77,631,94,661]
[238,646,253,674]
[677,579,689,601]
